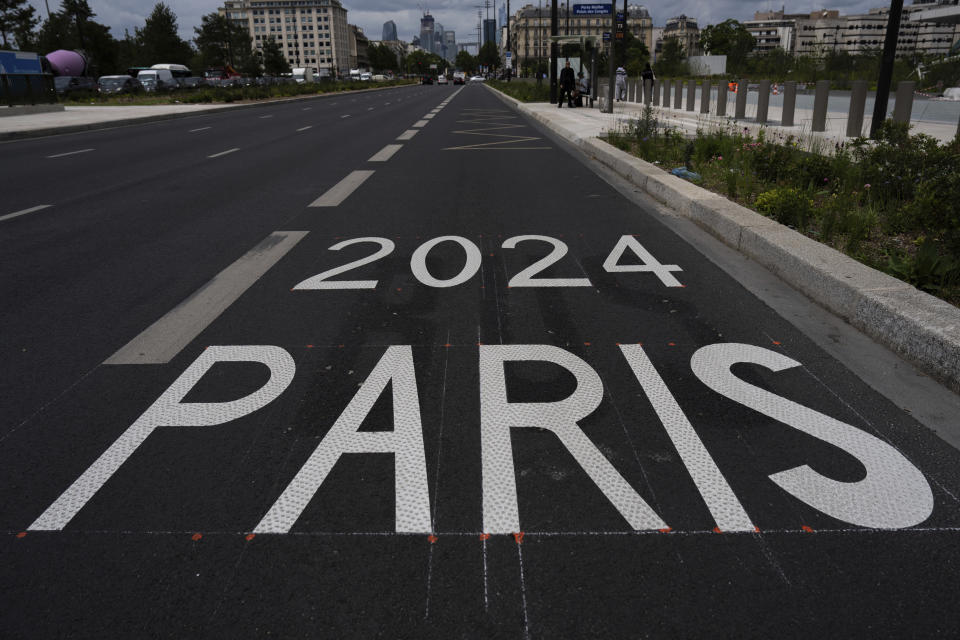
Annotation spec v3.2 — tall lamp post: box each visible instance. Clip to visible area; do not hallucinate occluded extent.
[870,0,905,138]
[604,0,616,111]
[507,0,511,80]
[550,0,558,104]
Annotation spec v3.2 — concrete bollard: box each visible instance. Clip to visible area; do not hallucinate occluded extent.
[847,80,868,137]
[686,80,696,111]
[812,79,830,132]
[756,80,771,124]
[651,79,659,105]
[700,80,711,114]
[893,81,915,123]
[735,79,748,119]
[781,81,797,126]
[674,79,683,109]
[716,81,727,117]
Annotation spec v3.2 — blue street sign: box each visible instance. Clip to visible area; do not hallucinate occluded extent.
[573,4,613,15]
[602,32,611,41]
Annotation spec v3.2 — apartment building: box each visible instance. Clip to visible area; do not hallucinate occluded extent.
[511,4,654,65]
[219,0,351,77]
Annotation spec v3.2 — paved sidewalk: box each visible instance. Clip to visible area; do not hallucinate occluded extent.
[489,85,960,394]
[527,93,958,146]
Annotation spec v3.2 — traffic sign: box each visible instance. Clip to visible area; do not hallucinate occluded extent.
[573,3,613,15]
[602,32,611,41]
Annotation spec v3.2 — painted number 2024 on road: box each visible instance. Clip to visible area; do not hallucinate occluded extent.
[293,234,683,290]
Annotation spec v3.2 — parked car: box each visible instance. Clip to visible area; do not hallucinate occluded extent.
[137,69,177,92]
[360,72,372,81]
[177,76,205,90]
[54,76,97,96]
[469,75,485,82]
[97,75,141,94]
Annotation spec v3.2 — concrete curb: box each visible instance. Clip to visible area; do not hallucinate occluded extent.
[487,84,960,394]
[0,83,417,142]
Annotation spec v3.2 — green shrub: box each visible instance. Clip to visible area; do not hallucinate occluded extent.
[755,187,814,229]
[887,237,960,293]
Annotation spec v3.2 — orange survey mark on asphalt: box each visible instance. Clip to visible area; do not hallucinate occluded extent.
[480,533,491,541]
[245,533,256,541]
[513,532,525,544]
[428,535,438,544]
[191,533,203,541]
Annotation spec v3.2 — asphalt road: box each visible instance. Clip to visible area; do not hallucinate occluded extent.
[2,83,960,638]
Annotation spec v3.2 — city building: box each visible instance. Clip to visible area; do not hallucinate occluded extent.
[743,2,960,59]
[444,31,457,61]
[435,22,446,57]
[511,3,653,70]
[484,18,497,45]
[420,13,436,56]
[382,20,397,42]
[348,24,369,70]
[498,3,507,44]
[218,0,350,77]
[660,14,700,56]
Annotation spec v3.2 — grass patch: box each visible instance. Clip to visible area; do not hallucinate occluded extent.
[605,107,960,306]
[487,79,550,103]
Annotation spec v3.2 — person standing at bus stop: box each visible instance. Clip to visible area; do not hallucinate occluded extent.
[558,60,575,108]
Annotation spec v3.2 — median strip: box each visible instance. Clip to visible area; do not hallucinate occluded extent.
[309,170,375,207]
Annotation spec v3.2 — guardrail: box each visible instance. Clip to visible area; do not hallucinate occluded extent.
[1,73,56,107]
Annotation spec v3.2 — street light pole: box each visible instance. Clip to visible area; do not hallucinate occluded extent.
[507,0,511,80]
[550,0,558,104]
[870,0,905,138]
[604,0,615,112]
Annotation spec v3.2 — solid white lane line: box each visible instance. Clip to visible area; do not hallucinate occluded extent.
[47,148,94,158]
[189,126,211,132]
[309,170,374,207]
[397,129,418,140]
[297,125,313,131]
[368,144,402,162]
[102,230,309,366]
[0,204,52,223]
[208,148,240,158]
[341,114,351,119]
[412,120,429,128]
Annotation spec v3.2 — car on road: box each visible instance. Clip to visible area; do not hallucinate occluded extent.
[469,75,485,82]
[437,74,448,85]
[54,76,97,97]
[453,71,466,84]
[421,76,434,85]
[97,75,141,95]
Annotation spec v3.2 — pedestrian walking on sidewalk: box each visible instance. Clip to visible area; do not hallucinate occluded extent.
[615,66,627,101]
[558,60,575,108]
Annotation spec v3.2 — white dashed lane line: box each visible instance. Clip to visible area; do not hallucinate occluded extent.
[341,114,351,119]
[46,148,94,158]
[397,129,418,140]
[309,170,375,207]
[0,204,52,223]
[189,127,211,132]
[368,144,402,162]
[259,115,273,119]
[208,148,240,158]
[297,125,313,132]
[412,120,429,127]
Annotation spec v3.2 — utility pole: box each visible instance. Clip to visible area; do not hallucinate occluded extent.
[870,0,905,138]
[537,0,542,84]
[507,0,511,80]
[550,0,558,104]
[605,1,616,112]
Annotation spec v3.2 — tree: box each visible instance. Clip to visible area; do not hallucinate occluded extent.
[405,49,445,75]
[194,12,252,70]
[368,43,398,72]
[617,31,650,76]
[0,0,38,49]
[699,19,755,73]
[454,49,476,73]
[137,3,192,64]
[261,36,289,75]
[478,41,498,72]
[653,37,688,77]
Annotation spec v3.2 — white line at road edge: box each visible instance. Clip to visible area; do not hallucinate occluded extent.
[397,129,418,140]
[412,120,429,128]
[297,125,313,131]
[189,127,211,132]
[208,148,240,158]
[47,148,94,158]
[0,204,52,223]
[309,170,375,207]
[368,144,402,162]
[104,230,309,365]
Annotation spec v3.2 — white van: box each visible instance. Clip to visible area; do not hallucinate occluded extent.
[137,69,176,92]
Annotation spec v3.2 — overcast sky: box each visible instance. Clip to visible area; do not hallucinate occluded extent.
[27,0,899,46]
